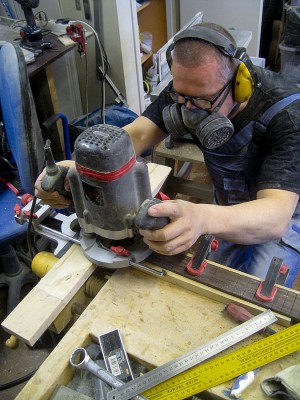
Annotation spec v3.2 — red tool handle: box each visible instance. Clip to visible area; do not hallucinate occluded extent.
[225,303,276,335]
[225,303,254,324]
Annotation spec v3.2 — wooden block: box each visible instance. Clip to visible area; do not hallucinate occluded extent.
[151,263,291,327]
[145,253,296,326]
[154,140,205,163]
[50,285,88,334]
[2,245,96,346]
[147,162,171,195]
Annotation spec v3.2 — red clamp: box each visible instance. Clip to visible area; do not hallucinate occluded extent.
[23,210,37,219]
[186,234,218,276]
[255,257,289,302]
[0,176,20,195]
[21,193,34,206]
[255,281,278,302]
[14,203,21,217]
[66,23,86,54]
[156,192,170,201]
[110,246,131,257]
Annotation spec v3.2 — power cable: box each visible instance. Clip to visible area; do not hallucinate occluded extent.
[75,19,109,124]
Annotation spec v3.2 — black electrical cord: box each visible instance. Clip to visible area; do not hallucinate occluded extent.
[0,370,37,391]
[0,330,58,392]
[26,194,39,260]
[75,19,111,124]
[34,10,48,27]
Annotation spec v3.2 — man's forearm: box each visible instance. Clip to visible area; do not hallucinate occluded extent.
[124,116,167,156]
[203,190,299,244]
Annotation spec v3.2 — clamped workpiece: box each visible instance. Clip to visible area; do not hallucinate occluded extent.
[186,234,218,276]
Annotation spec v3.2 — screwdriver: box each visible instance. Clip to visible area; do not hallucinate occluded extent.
[224,303,276,336]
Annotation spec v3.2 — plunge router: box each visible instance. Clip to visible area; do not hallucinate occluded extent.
[17,124,169,270]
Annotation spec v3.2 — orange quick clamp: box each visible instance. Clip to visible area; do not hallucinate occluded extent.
[255,257,289,302]
[186,234,218,276]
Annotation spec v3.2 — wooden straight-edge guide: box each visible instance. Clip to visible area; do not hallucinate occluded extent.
[146,252,300,322]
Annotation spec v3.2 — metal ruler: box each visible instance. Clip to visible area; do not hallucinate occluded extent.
[143,321,300,400]
[107,310,277,400]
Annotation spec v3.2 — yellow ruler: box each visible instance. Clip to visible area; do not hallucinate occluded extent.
[108,310,277,400]
[144,322,300,400]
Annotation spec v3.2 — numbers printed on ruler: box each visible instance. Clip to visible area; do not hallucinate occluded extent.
[143,323,300,400]
[107,310,278,400]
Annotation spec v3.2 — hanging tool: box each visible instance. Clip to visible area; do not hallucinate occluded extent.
[107,310,277,400]
[186,234,218,276]
[256,256,289,302]
[66,22,86,54]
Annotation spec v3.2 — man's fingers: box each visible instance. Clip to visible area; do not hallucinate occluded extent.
[143,236,190,256]
[148,200,182,219]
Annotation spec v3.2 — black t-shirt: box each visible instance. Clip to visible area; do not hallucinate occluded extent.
[142,66,300,195]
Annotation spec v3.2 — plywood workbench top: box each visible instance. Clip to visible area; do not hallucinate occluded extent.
[16,267,300,400]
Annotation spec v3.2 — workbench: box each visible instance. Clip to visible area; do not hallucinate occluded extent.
[1,161,299,399]
[4,244,299,400]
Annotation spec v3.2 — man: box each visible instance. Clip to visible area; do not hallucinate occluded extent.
[35,23,300,287]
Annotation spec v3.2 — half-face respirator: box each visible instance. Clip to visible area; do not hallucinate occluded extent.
[163,86,234,150]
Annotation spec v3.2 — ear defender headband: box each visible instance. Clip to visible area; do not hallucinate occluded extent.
[166,26,259,103]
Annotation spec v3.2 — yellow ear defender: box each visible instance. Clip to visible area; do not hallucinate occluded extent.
[234,62,255,103]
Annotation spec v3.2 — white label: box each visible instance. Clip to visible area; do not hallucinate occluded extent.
[108,355,121,376]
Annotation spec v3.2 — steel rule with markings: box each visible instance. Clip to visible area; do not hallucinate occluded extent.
[144,322,300,400]
[107,310,277,400]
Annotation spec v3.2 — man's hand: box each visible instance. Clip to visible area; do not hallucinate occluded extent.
[34,160,75,208]
[138,189,299,256]
[139,199,204,255]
